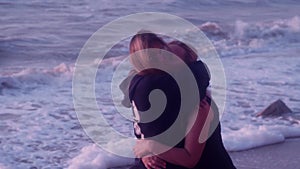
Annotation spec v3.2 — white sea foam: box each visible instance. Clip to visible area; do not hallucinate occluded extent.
[0,63,73,94]
[196,16,300,57]
[68,139,135,169]
[222,124,300,151]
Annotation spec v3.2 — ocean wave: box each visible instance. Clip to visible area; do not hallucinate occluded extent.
[198,16,300,57]
[232,16,300,41]
[171,0,300,7]
[0,63,73,94]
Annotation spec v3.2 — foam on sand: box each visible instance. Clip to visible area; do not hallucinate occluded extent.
[223,124,300,152]
[68,139,135,169]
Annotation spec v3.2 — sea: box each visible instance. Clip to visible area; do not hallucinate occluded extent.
[0,0,300,168]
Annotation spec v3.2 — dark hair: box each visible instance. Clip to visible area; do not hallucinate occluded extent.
[169,40,198,63]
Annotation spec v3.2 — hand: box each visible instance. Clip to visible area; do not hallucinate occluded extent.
[199,98,214,143]
[133,139,153,158]
[200,98,210,115]
[142,155,166,169]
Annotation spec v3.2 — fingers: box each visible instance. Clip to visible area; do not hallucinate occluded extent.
[200,99,209,108]
[152,156,166,168]
[142,156,166,169]
[142,157,152,169]
[200,99,212,119]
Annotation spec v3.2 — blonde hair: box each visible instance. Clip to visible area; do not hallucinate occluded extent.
[129,31,168,72]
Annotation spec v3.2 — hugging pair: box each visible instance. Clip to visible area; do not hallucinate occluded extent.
[120,31,236,169]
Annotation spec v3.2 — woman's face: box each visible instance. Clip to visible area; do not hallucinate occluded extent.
[151,42,165,50]
[168,44,186,61]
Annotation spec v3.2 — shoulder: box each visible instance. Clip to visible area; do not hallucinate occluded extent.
[131,72,174,87]
[129,72,179,98]
[189,60,206,70]
[189,60,210,82]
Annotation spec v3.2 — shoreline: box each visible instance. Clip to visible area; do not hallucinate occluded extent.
[229,138,300,169]
[109,138,300,169]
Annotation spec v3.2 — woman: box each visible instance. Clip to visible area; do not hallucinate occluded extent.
[129,32,236,169]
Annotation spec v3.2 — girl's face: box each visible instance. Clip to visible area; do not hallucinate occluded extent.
[168,44,186,61]
[151,42,165,50]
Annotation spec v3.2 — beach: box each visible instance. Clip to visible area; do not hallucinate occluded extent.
[1,0,300,168]
[107,138,300,169]
[230,138,300,169]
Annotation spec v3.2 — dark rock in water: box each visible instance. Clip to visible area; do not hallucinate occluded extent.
[256,99,292,117]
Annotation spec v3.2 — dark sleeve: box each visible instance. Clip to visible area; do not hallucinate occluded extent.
[119,69,137,108]
[129,74,182,139]
[129,75,151,111]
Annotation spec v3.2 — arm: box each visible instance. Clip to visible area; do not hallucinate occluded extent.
[134,99,214,168]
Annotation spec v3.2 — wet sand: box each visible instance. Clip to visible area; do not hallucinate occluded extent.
[229,138,300,169]
[110,138,300,169]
